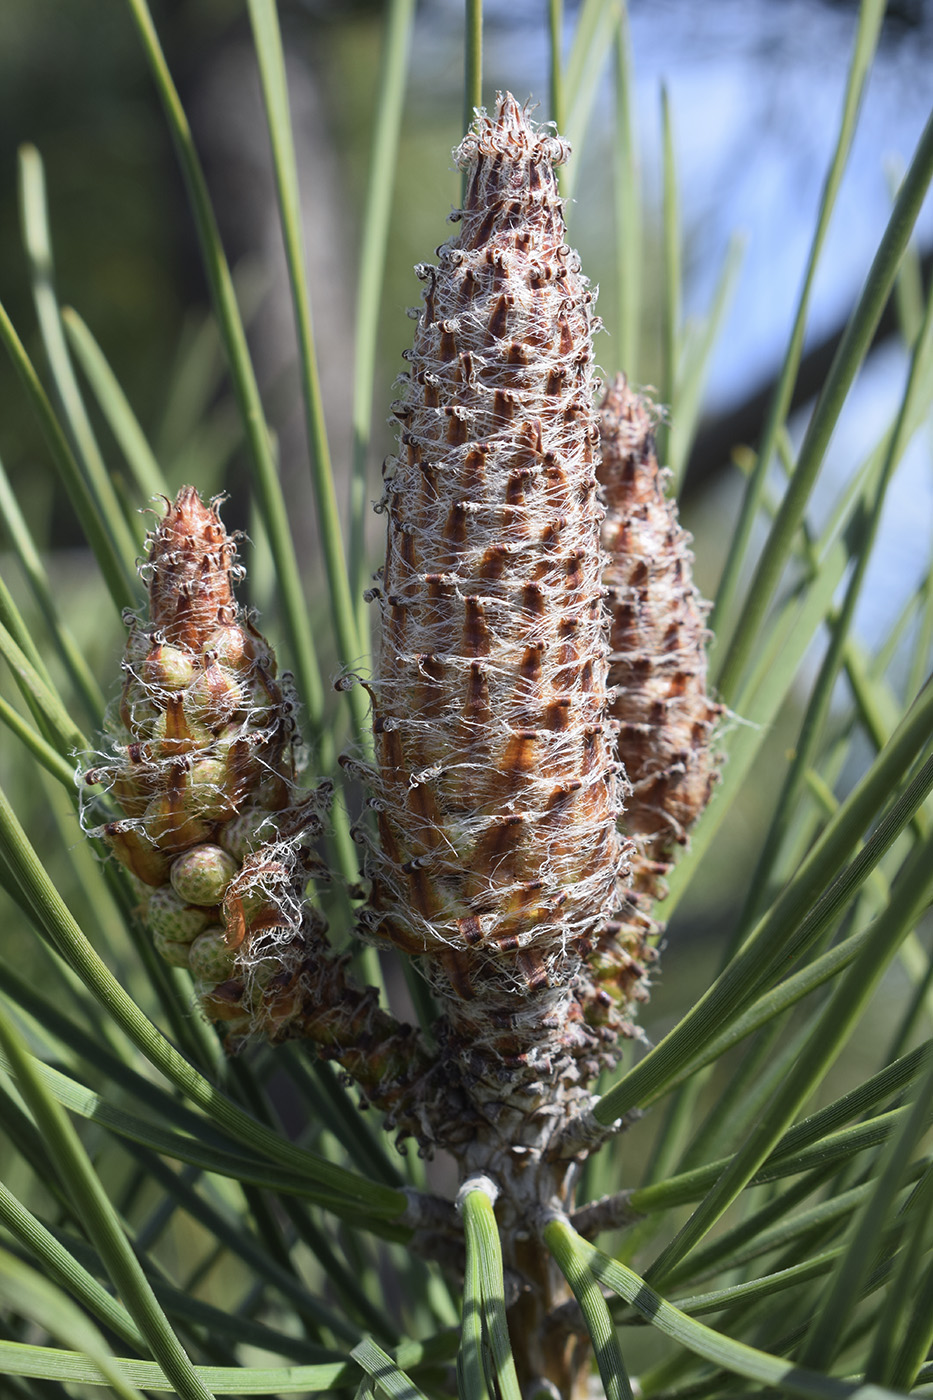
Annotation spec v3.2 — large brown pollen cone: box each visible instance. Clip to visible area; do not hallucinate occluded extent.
[360,94,630,1140]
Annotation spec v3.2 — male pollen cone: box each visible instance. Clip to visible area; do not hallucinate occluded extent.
[361,93,630,1109]
[84,489,434,1138]
[578,376,723,1022]
[598,376,722,884]
[84,488,311,1046]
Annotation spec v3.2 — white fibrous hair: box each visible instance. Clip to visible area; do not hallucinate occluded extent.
[360,93,631,1132]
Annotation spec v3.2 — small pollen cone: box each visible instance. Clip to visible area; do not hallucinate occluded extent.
[82,488,320,1045]
[359,93,629,1142]
[81,489,430,1131]
[581,375,722,1021]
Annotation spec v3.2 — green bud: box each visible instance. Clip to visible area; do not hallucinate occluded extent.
[202,624,252,672]
[153,928,194,968]
[219,808,277,862]
[149,700,213,756]
[248,957,279,993]
[189,927,236,982]
[240,668,280,727]
[185,662,243,728]
[184,757,237,821]
[143,793,213,853]
[119,682,158,737]
[170,844,239,906]
[143,642,196,692]
[255,773,291,812]
[147,885,212,943]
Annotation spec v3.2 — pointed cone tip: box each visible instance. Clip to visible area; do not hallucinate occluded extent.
[455,90,570,177]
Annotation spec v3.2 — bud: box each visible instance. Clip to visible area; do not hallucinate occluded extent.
[154,929,199,968]
[147,885,211,943]
[182,757,238,823]
[188,926,236,983]
[142,642,196,693]
[220,808,281,863]
[599,377,722,877]
[148,699,213,758]
[184,661,243,728]
[143,786,214,853]
[170,844,238,907]
[101,821,170,887]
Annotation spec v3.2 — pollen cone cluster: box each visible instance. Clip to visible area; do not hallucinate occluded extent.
[360,94,630,1139]
[83,491,428,1118]
[84,98,723,1173]
[581,377,722,1019]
